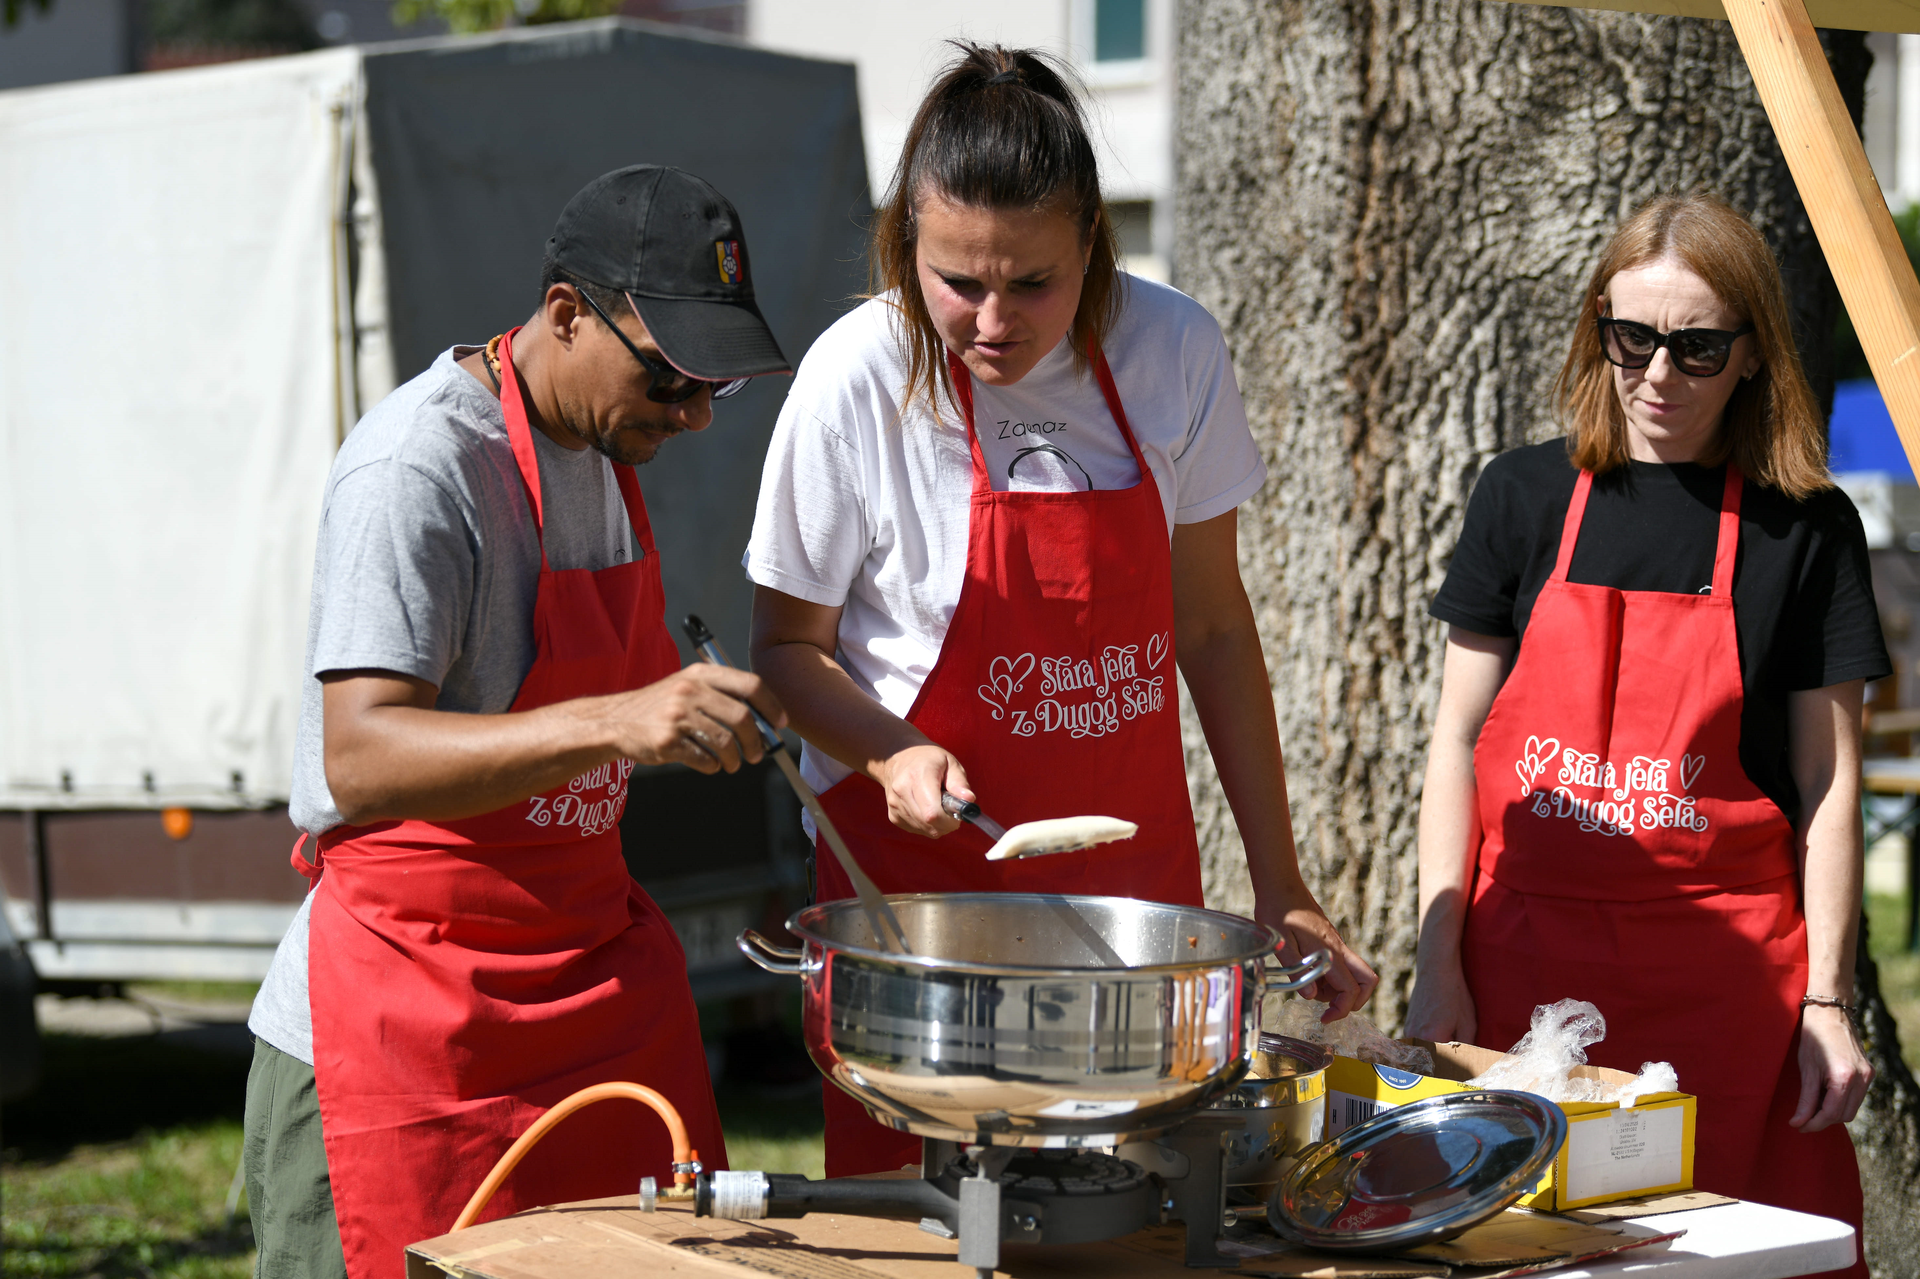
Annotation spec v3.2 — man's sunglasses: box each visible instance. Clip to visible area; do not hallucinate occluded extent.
[1597,316,1755,379]
[573,285,750,404]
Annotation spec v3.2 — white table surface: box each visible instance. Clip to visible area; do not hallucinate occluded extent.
[1555,1201,1855,1277]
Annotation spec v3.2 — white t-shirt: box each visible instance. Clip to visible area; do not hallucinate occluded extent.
[743,275,1266,796]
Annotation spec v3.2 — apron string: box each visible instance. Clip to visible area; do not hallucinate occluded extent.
[611,464,658,558]
[497,326,554,573]
[945,351,993,496]
[1712,463,1744,597]
[1089,346,1154,478]
[1549,470,1594,584]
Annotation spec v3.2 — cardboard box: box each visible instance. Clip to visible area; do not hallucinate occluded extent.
[1323,1039,1695,1212]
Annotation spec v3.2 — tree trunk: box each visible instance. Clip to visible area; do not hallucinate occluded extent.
[1175,0,1918,1266]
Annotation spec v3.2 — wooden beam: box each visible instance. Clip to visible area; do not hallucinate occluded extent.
[1499,0,1920,34]
[1719,0,1920,476]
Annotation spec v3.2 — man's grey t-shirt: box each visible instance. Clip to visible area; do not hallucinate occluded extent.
[249,347,640,1063]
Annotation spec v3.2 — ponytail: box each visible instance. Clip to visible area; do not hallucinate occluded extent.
[870,41,1122,415]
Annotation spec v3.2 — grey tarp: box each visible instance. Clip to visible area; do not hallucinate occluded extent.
[360,20,871,663]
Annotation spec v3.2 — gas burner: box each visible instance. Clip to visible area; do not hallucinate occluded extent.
[928,1149,1161,1251]
[692,1124,1247,1276]
[936,1148,1151,1197]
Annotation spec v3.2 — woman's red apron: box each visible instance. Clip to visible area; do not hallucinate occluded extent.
[813,347,1205,1176]
[1464,465,1863,1272]
[300,327,726,1279]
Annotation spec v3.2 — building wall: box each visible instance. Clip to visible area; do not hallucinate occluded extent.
[1865,30,1920,210]
[0,0,134,91]
[748,0,1174,279]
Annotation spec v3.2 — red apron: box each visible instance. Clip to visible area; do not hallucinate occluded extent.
[1464,465,1862,1272]
[813,347,1205,1176]
[300,327,725,1279]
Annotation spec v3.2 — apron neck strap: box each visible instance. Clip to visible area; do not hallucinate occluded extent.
[944,342,1147,494]
[1712,462,1743,597]
[499,325,658,562]
[1551,462,1745,595]
[1549,469,1594,584]
[612,464,658,556]
[498,326,551,569]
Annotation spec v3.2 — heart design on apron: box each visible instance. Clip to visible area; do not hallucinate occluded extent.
[1145,632,1169,670]
[977,653,1035,719]
[1680,753,1706,792]
[1516,735,1560,794]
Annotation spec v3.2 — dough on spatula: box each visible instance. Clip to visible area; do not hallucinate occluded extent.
[984,815,1139,861]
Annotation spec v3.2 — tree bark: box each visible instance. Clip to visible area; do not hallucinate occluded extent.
[1176,0,1917,1265]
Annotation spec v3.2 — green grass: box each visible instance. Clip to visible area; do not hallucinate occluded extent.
[2,1122,252,1279]
[125,983,261,1006]
[1866,891,1920,1073]
[716,1084,824,1179]
[2,1008,822,1279]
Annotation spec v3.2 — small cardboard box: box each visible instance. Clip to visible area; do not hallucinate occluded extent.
[1323,1038,1696,1212]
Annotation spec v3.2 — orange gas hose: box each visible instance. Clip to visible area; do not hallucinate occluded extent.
[450,1082,697,1233]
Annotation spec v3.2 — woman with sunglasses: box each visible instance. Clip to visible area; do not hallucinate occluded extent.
[1407,191,1881,1267]
[744,43,1377,1177]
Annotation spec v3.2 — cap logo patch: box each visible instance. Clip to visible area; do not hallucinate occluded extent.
[715,239,744,285]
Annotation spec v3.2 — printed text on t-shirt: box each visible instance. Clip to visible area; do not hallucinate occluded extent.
[997,419,1067,439]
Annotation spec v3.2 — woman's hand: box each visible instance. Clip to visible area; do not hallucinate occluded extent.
[872,743,974,839]
[1256,889,1379,1021]
[1792,1005,1872,1132]
[1405,954,1478,1044]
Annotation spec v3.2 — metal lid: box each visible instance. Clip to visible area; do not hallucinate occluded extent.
[1267,1090,1566,1252]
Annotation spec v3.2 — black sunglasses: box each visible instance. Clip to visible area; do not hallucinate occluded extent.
[1597,316,1755,379]
[573,286,749,404]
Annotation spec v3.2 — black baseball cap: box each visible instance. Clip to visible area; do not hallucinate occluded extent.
[547,166,791,381]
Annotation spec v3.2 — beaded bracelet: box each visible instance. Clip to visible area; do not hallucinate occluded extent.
[1801,994,1858,1013]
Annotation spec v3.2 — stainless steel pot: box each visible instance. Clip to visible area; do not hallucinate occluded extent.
[739,893,1331,1148]
[1210,1033,1331,1197]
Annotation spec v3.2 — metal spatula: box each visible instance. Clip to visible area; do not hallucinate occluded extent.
[941,793,1139,861]
[681,616,910,954]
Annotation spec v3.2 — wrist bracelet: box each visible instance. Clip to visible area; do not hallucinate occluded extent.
[1801,994,1858,1013]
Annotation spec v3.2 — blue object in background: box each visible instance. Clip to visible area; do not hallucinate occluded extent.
[1830,378,1913,481]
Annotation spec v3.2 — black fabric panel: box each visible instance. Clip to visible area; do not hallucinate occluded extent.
[360,20,870,661]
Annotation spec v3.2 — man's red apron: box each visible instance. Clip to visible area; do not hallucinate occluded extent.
[300,327,725,1279]
[813,348,1205,1176]
[1464,465,1863,1273]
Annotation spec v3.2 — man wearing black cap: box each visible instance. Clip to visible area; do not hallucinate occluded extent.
[243,167,792,1279]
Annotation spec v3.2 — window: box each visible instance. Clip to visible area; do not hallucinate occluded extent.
[1107,201,1154,260]
[1094,0,1145,62]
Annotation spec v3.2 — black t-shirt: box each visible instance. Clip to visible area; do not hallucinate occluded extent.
[1430,439,1890,822]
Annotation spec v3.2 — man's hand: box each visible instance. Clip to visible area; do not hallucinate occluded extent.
[321,665,786,826]
[599,665,785,774]
[871,743,974,838]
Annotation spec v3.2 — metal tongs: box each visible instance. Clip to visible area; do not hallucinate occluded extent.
[681,616,911,955]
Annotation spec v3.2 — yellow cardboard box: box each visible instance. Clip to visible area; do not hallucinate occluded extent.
[1323,1038,1696,1211]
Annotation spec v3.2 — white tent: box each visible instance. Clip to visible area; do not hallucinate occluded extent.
[0,21,868,811]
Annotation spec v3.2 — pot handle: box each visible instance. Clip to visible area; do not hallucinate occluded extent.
[738,929,810,975]
[1260,947,1333,996]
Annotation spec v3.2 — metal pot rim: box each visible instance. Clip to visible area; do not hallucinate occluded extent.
[785,891,1284,975]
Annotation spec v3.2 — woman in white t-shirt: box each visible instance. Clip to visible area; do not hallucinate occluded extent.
[744,42,1376,1175]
